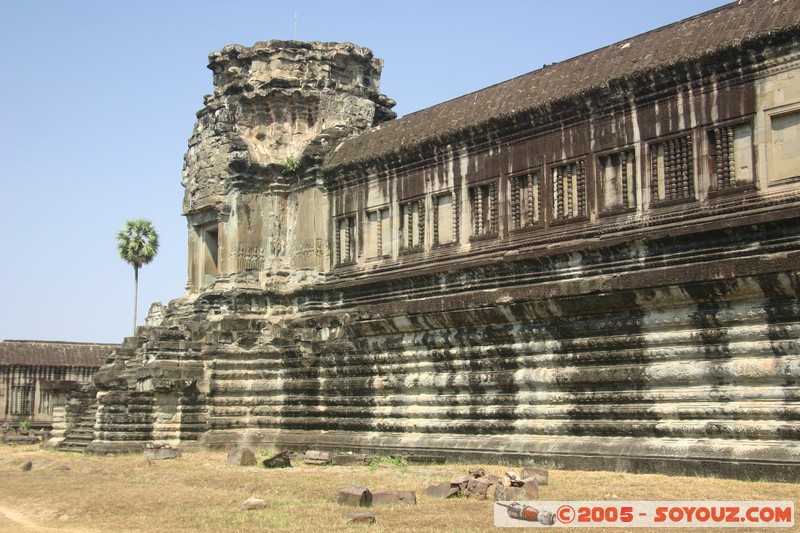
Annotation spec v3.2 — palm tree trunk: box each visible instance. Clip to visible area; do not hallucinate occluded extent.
[133,265,139,336]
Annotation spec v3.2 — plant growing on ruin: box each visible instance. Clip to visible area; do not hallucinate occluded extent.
[19,420,30,432]
[281,155,301,175]
[116,219,159,336]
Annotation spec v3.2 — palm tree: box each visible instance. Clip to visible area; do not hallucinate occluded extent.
[116,219,159,335]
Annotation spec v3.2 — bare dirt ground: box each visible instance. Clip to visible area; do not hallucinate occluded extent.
[0,444,797,532]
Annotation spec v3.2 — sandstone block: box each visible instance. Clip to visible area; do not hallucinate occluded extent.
[423,482,459,499]
[520,467,549,486]
[371,489,416,506]
[404,454,446,465]
[143,445,181,461]
[3,435,39,445]
[227,447,257,466]
[304,450,332,465]
[464,478,492,500]
[332,453,375,466]
[338,485,372,507]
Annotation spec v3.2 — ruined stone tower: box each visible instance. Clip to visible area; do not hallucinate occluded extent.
[52,1,800,482]
[182,41,396,292]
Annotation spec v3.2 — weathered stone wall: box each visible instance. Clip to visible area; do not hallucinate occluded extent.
[87,1,800,481]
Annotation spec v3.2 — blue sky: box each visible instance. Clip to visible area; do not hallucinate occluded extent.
[0,0,729,343]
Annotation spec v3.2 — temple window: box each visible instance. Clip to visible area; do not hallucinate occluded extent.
[365,207,390,259]
[469,182,498,237]
[599,149,636,211]
[200,224,219,288]
[709,123,754,191]
[335,215,356,264]
[510,172,541,230]
[769,110,800,182]
[650,135,694,201]
[551,160,587,221]
[10,384,34,416]
[399,199,424,251]
[434,192,457,245]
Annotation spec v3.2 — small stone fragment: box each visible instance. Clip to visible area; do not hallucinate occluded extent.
[240,497,267,510]
[262,451,292,468]
[227,447,257,466]
[495,484,527,501]
[520,467,549,486]
[469,467,486,478]
[450,474,471,485]
[521,477,539,499]
[338,485,372,507]
[342,511,375,524]
[54,464,71,472]
[21,461,32,472]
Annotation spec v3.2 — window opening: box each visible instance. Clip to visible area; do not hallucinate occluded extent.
[335,216,356,264]
[650,135,694,201]
[434,192,457,245]
[365,208,390,259]
[399,199,424,251]
[710,123,754,190]
[469,182,498,237]
[510,172,541,229]
[599,149,636,210]
[552,160,587,220]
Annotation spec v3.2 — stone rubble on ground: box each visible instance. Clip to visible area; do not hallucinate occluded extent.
[423,466,547,501]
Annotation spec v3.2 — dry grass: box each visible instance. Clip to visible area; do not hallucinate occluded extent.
[0,444,797,532]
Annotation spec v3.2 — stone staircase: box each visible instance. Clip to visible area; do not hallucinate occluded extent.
[60,403,97,451]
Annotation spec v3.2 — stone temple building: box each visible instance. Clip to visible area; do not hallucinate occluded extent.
[0,340,115,430]
[56,0,800,480]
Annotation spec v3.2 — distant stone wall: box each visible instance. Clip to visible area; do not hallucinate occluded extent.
[0,340,114,428]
